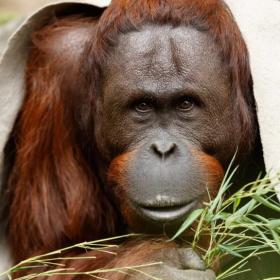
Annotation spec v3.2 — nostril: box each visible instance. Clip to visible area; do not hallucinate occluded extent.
[166,143,176,157]
[151,142,177,159]
[151,143,162,157]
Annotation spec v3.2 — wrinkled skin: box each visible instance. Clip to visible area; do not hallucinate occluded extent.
[95,24,236,230]
[93,24,241,279]
[98,25,238,165]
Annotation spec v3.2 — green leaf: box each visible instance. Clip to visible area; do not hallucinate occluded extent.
[171,209,204,240]
[252,195,280,213]
[270,229,280,253]
[217,244,243,258]
[225,200,256,227]
[268,219,280,230]
[233,196,241,212]
[212,212,231,221]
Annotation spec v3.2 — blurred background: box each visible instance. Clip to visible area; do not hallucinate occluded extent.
[0,0,53,53]
[0,0,52,19]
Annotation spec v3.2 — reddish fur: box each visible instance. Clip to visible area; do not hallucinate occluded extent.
[4,0,254,278]
[7,17,120,263]
[107,150,149,232]
[195,150,225,198]
[108,151,136,190]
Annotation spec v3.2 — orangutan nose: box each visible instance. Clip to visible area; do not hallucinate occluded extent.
[151,141,177,159]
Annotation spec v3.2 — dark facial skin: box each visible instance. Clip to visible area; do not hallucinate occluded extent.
[94,24,241,233]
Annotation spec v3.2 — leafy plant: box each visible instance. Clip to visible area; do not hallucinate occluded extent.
[173,159,280,280]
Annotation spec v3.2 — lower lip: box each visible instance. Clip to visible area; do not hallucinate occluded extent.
[138,201,197,222]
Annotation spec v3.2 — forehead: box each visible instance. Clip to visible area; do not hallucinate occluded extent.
[102,24,229,95]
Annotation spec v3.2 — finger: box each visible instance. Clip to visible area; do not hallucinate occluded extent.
[177,248,206,270]
[148,247,182,268]
[184,269,216,280]
[165,266,216,280]
[126,265,216,280]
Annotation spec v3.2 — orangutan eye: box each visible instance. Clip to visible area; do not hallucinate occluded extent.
[135,102,153,113]
[177,97,195,111]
